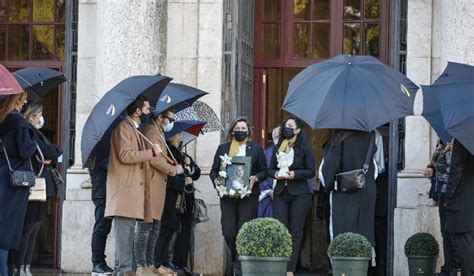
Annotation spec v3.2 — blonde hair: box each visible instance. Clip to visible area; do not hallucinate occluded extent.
[23,101,44,125]
[0,92,27,124]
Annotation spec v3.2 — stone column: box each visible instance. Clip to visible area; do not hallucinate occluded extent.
[394,0,441,275]
[62,0,168,272]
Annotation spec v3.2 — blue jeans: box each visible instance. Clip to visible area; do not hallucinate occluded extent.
[0,249,8,276]
[134,220,160,266]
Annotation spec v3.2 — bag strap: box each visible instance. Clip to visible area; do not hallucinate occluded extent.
[1,137,43,175]
[0,137,14,172]
[362,132,376,173]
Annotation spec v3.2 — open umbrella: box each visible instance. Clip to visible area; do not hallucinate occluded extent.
[175,100,223,133]
[81,75,171,167]
[0,64,23,100]
[428,62,474,154]
[282,55,419,131]
[152,83,208,116]
[164,120,206,148]
[420,85,453,143]
[13,67,67,101]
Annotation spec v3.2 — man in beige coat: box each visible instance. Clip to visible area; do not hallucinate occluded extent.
[104,96,162,275]
[134,108,183,275]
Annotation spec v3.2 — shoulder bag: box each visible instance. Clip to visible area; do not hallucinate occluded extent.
[1,137,36,188]
[335,132,375,194]
[29,144,47,202]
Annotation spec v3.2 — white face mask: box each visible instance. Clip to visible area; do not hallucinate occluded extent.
[36,116,44,129]
[163,121,174,133]
[273,139,279,145]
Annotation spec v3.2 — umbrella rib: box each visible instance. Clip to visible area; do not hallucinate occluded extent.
[354,66,393,128]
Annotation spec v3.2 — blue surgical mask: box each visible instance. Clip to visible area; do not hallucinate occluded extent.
[163,121,174,133]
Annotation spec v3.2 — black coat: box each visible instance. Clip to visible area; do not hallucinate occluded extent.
[446,139,474,234]
[161,144,200,229]
[268,137,316,196]
[0,111,37,250]
[321,131,377,245]
[209,141,267,195]
[25,127,63,224]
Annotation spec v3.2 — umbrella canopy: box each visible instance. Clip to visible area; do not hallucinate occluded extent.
[175,100,223,133]
[282,55,419,131]
[421,85,453,143]
[81,75,171,167]
[0,64,23,100]
[13,67,67,101]
[430,62,474,154]
[152,83,208,116]
[164,120,206,148]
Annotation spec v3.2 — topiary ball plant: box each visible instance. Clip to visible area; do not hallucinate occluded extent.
[328,232,372,258]
[404,232,439,257]
[236,218,292,257]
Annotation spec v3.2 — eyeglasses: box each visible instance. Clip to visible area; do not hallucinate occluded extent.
[164,115,175,122]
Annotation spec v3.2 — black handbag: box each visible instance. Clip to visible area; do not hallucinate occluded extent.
[1,137,36,188]
[335,132,375,194]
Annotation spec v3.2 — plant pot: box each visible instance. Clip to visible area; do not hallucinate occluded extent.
[406,256,437,276]
[330,256,371,276]
[238,256,289,276]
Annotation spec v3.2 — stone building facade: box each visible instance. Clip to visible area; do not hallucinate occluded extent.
[53,0,473,275]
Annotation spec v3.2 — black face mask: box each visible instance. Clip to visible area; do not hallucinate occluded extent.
[282,127,296,139]
[140,113,151,124]
[234,131,248,142]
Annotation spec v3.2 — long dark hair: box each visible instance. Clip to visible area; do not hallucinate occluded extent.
[226,117,253,142]
[276,116,307,149]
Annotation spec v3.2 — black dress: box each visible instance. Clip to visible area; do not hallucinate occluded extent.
[321,131,377,245]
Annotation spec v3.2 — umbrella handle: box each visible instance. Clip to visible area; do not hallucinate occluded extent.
[135,128,177,165]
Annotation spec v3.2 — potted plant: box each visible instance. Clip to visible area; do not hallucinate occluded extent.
[236,218,292,276]
[327,232,372,276]
[404,232,439,276]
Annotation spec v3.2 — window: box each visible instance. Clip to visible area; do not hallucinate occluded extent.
[254,0,389,67]
[0,0,66,61]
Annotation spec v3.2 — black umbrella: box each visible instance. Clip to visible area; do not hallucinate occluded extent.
[282,55,419,131]
[428,62,474,154]
[81,75,171,167]
[420,85,453,143]
[152,83,208,116]
[175,100,223,133]
[13,67,67,101]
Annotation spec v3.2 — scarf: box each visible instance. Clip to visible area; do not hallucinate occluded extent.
[278,136,297,153]
[229,138,248,157]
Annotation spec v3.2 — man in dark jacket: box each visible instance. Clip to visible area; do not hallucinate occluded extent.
[89,138,113,275]
[445,139,474,275]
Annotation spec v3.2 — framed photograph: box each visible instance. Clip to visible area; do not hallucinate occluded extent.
[216,155,252,198]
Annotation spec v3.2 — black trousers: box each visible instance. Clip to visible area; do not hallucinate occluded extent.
[438,198,456,273]
[154,224,175,267]
[91,198,113,267]
[174,201,194,268]
[273,188,312,272]
[452,231,474,275]
[220,194,258,273]
[14,221,42,267]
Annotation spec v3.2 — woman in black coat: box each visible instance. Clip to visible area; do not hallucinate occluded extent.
[209,117,267,275]
[172,151,201,274]
[14,102,62,274]
[321,130,377,246]
[154,133,200,273]
[0,92,37,275]
[268,116,315,274]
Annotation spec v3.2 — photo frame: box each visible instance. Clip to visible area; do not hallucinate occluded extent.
[223,156,251,193]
